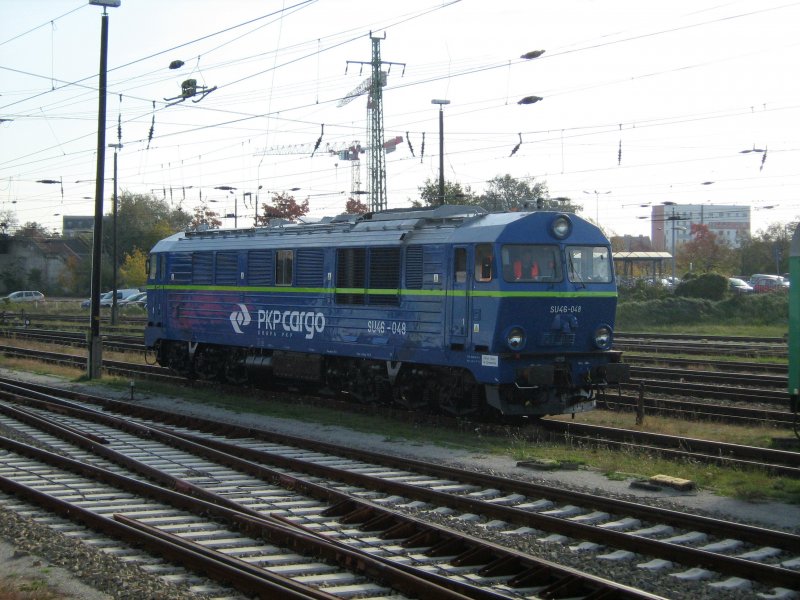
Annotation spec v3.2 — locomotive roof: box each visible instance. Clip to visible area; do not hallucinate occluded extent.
[149,205,607,253]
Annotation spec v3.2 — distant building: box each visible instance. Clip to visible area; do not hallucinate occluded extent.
[0,235,90,294]
[651,204,750,252]
[62,215,94,239]
[612,234,654,252]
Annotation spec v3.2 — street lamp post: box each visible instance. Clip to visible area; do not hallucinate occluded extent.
[87,0,120,379]
[431,99,450,206]
[583,190,611,225]
[108,143,122,324]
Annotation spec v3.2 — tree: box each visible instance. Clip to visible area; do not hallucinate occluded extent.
[414,175,582,214]
[482,175,547,212]
[413,178,480,207]
[190,202,222,229]
[13,222,52,240]
[737,221,797,276]
[118,248,148,288]
[345,197,369,215]
[107,191,192,261]
[678,224,738,274]
[0,209,17,235]
[256,191,309,225]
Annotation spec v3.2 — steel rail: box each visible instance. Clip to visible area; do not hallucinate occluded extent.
[539,420,800,476]
[1,384,798,591]
[597,395,796,427]
[0,398,660,600]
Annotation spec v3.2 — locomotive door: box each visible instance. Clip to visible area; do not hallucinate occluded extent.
[448,246,470,348]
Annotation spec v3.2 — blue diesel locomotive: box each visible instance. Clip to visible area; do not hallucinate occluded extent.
[145,205,628,417]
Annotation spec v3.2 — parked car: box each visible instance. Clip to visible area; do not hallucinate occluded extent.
[81,289,142,308]
[1,290,45,303]
[728,277,753,295]
[118,291,147,307]
[750,275,789,294]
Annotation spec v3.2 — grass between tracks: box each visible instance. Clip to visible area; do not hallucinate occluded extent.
[1,352,798,505]
[0,574,63,599]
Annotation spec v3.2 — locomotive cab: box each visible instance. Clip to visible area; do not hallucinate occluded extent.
[457,213,629,415]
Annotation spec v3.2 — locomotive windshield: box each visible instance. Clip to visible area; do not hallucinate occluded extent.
[566,246,612,283]
[501,245,562,282]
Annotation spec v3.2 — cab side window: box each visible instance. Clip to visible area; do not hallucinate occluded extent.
[475,244,493,282]
[454,248,467,283]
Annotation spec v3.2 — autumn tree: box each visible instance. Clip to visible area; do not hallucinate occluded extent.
[256,191,309,225]
[677,223,738,274]
[118,248,148,288]
[190,202,222,229]
[345,197,368,215]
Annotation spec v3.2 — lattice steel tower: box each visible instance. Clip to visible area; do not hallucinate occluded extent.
[343,34,404,213]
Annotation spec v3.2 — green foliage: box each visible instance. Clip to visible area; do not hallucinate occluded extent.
[119,248,148,287]
[737,221,798,276]
[616,293,788,329]
[414,178,481,207]
[674,272,728,300]
[617,280,672,302]
[414,174,582,214]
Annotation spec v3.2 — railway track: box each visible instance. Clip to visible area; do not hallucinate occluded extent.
[0,379,671,599]
[5,342,796,428]
[1,343,798,467]
[0,378,798,597]
[597,393,797,427]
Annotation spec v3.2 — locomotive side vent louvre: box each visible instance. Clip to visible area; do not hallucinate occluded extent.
[336,247,365,305]
[368,247,400,306]
[214,251,238,286]
[405,246,423,289]
[170,253,192,283]
[191,252,213,285]
[247,250,272,286]
[295,249,325,287]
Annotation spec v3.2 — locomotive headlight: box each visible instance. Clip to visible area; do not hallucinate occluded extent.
[551,214,572,239]
[506,327,526,351]
[593,325,613,349]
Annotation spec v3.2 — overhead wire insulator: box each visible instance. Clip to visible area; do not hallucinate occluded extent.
[520,50,546,60]
[509,133,522,157]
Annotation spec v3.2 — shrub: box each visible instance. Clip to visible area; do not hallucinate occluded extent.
[616,293,788,329]
[674,272,728,301]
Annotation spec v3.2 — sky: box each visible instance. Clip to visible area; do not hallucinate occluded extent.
[2,0,799,240]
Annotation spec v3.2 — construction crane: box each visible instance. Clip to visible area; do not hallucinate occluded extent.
[255,137,402,198]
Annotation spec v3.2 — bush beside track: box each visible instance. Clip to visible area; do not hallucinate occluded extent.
[617,292,788,330]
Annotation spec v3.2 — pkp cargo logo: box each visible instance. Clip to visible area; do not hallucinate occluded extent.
[230,303,252,334]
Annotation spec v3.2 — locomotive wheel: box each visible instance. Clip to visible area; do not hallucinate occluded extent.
[160,341,194,378]
[224,351,248,385]
[393,368,430,410]
[194,345,226,381]
[436,369,481,417]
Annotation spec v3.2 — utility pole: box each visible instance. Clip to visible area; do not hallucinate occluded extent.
[87,0,120,379]
[109,143,122,325]
[344,34,404,212]
[431,99,450,205]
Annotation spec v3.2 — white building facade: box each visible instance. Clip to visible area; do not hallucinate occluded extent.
[651,204,751,253]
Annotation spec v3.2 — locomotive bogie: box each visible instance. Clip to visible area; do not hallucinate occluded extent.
[145,206,627,418]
